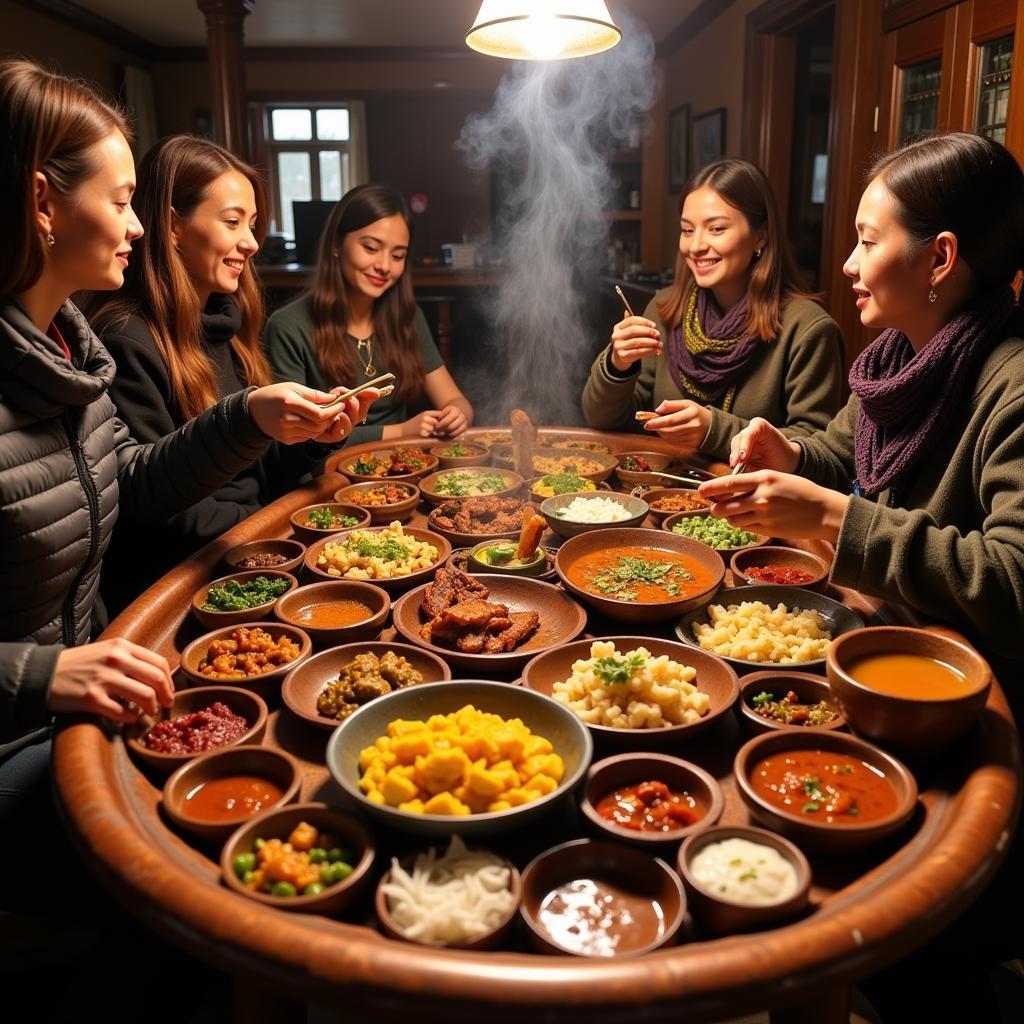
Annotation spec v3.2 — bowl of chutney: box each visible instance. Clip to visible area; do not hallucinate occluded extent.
[826,625,991,756]
[734,730,918,853]
[737,671,845,736]
[730,545,830,592]
[274,580,390,649]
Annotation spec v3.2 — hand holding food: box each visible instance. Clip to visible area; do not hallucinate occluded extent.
[727,417,802,474]
[642,399,712,455]
[609,315,662,372]
[432,404,469,438]
[49,638,175,722]
[247,382,379,445]
[698,471,848,543]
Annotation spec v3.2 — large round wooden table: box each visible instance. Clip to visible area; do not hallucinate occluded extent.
[53,430,1021,1024]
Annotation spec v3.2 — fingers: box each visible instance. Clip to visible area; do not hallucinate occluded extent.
[91,694,140,724]
[117,641,174,707]
[698,473,762,502]
[102,640,174,715]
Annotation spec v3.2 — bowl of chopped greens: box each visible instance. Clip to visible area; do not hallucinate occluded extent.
[289,502,371,542]
[418,468,524,505]
[428,440,490,469]
[662,511,770,554]
[192,570,299,629]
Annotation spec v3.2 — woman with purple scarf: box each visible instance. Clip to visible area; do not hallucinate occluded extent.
[581,159,844,459]
[700,132,1024,691]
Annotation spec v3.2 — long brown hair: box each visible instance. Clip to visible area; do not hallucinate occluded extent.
[658,159,813,341]
[88,135,271,420]
[0,58,130,297]
[309,183,423,404]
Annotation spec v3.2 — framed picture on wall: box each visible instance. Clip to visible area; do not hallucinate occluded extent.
[668,104,689,191]
[691,108,726,173]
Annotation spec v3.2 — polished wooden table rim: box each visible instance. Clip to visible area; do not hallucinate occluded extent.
[53,430,1022,1022]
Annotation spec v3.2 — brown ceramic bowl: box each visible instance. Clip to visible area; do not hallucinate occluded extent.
[447,546,559,583]
[273,580,390,649]
[191,569,299,630]
[178,621,313,699]
[678,825,812,935]
[554,527,725,624]
[490,445,618,484]
[288,502,372,543]
[642,487,712,526]
[539,491,648,540]
[544,435,612,454]
[467,540,548,578]
[428,441,490,469]
[734,730,919,853]
[663,510,771,555]
[519,839,686,957]
[325,679,593,839]
[417,467,525,506]
[427,497,538,548]
[521,636,739,750]
[281,641,451,731]
[528,475,607,501]
[730,545,830,592]
[333,482,420,525]
[468,430,511,449]
[580,753,725,848]
[221,802,374,915]
[614,450,673,488]
[375,844,521,949]
[162,744,300,843]
[392,574,587,674]
[303,525,451,593]
[223,538,306,575]
[675,584,865,675]
[125,685,268,774]
[340,447,439,484]
[826,626,992,756]
[738,672,845,736]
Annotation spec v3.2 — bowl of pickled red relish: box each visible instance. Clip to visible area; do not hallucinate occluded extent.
[125,686,268,773]
[729,545,830,592]
[579,752,724,848]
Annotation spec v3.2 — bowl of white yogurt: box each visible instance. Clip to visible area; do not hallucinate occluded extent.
[677,825,812,934]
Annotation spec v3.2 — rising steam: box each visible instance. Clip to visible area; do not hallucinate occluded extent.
[457,10,656,425]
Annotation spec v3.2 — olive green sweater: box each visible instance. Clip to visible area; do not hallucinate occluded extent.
[799,334,1024,665]
[581,291,844,459]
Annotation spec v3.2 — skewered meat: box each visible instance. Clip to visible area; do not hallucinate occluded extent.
[511,409,537,479]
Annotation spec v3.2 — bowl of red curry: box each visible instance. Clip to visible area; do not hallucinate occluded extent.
[730,546,830,592]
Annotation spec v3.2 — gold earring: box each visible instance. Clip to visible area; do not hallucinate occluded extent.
[45,233,55,247]
[928,286,938,303]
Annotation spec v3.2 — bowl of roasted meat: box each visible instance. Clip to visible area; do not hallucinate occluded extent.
[426,495,540,548]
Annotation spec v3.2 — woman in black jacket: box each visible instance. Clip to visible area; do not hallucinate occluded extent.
[0,59,377,760]
[86,135,333,614]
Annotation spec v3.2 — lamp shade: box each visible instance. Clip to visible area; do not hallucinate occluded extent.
[466,1,621,60]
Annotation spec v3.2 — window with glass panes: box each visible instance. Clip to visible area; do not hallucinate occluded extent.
[976,35,1013,144]
[267,106,354,239]
[899,58,942,143]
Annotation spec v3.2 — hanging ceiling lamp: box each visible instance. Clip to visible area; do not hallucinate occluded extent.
[466,1,621,61]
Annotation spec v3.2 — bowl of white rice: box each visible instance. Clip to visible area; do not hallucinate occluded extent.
[540,491,649,539]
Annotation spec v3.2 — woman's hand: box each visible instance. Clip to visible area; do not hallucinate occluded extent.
[431,404,469,438]
[728,417,802,473]
[609,315,662,373]
[48,638,175,723]
[697,470,849,544]
[642,399,711,456]
[248,383,378,445]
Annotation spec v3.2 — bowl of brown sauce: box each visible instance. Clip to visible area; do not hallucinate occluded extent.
[274,580,390,649]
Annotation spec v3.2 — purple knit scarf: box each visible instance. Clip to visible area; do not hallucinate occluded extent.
[667,287,761,394]
[850,288,1015,496]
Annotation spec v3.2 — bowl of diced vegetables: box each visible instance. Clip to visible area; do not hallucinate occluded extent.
[221,802,375,914]
[289,502,371,542]
[529,473,600,500]
[417,468,524,506]
[428,440,490,469]
[662,510,770,554]
[191,569,298,629]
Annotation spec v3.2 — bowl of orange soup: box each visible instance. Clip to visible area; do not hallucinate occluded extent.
[826,626,991,757]
[274,580,390,649]
[554,528,724,624]
[734,730,918,853]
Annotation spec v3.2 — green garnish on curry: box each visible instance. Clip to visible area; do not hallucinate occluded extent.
[589,555,694,602]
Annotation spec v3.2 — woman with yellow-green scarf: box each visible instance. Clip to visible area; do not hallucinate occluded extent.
[581,159,843,460]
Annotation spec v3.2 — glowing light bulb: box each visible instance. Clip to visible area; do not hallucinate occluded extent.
[522,13,570,60]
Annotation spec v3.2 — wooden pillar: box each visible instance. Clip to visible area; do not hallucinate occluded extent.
[196,0,253,158]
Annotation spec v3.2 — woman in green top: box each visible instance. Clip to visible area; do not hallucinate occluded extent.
[265,183,474,444]
[581,160,843,460]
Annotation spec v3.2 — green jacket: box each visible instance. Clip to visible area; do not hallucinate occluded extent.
[799,334,1024,665]
[581,291,844,459]
[264,295,443,446]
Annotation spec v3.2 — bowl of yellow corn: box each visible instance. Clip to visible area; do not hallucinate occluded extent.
[325,680,593,837]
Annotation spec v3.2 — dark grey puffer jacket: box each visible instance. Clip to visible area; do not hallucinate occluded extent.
[0,299,272,757]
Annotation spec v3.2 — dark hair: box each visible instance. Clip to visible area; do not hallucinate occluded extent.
[0,58,130,297]
[308,183,423,404]
[88,135,271,420]
[869,132,1024,291]
[658,159,813,341]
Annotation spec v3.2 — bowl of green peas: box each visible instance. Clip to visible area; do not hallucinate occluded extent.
[221,802,375,915]
[662,510,770,555]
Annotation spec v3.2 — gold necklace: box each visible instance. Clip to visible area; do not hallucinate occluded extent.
[352,335,376,376]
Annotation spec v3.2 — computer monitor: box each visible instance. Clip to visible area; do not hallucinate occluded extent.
[291,200,337,266]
